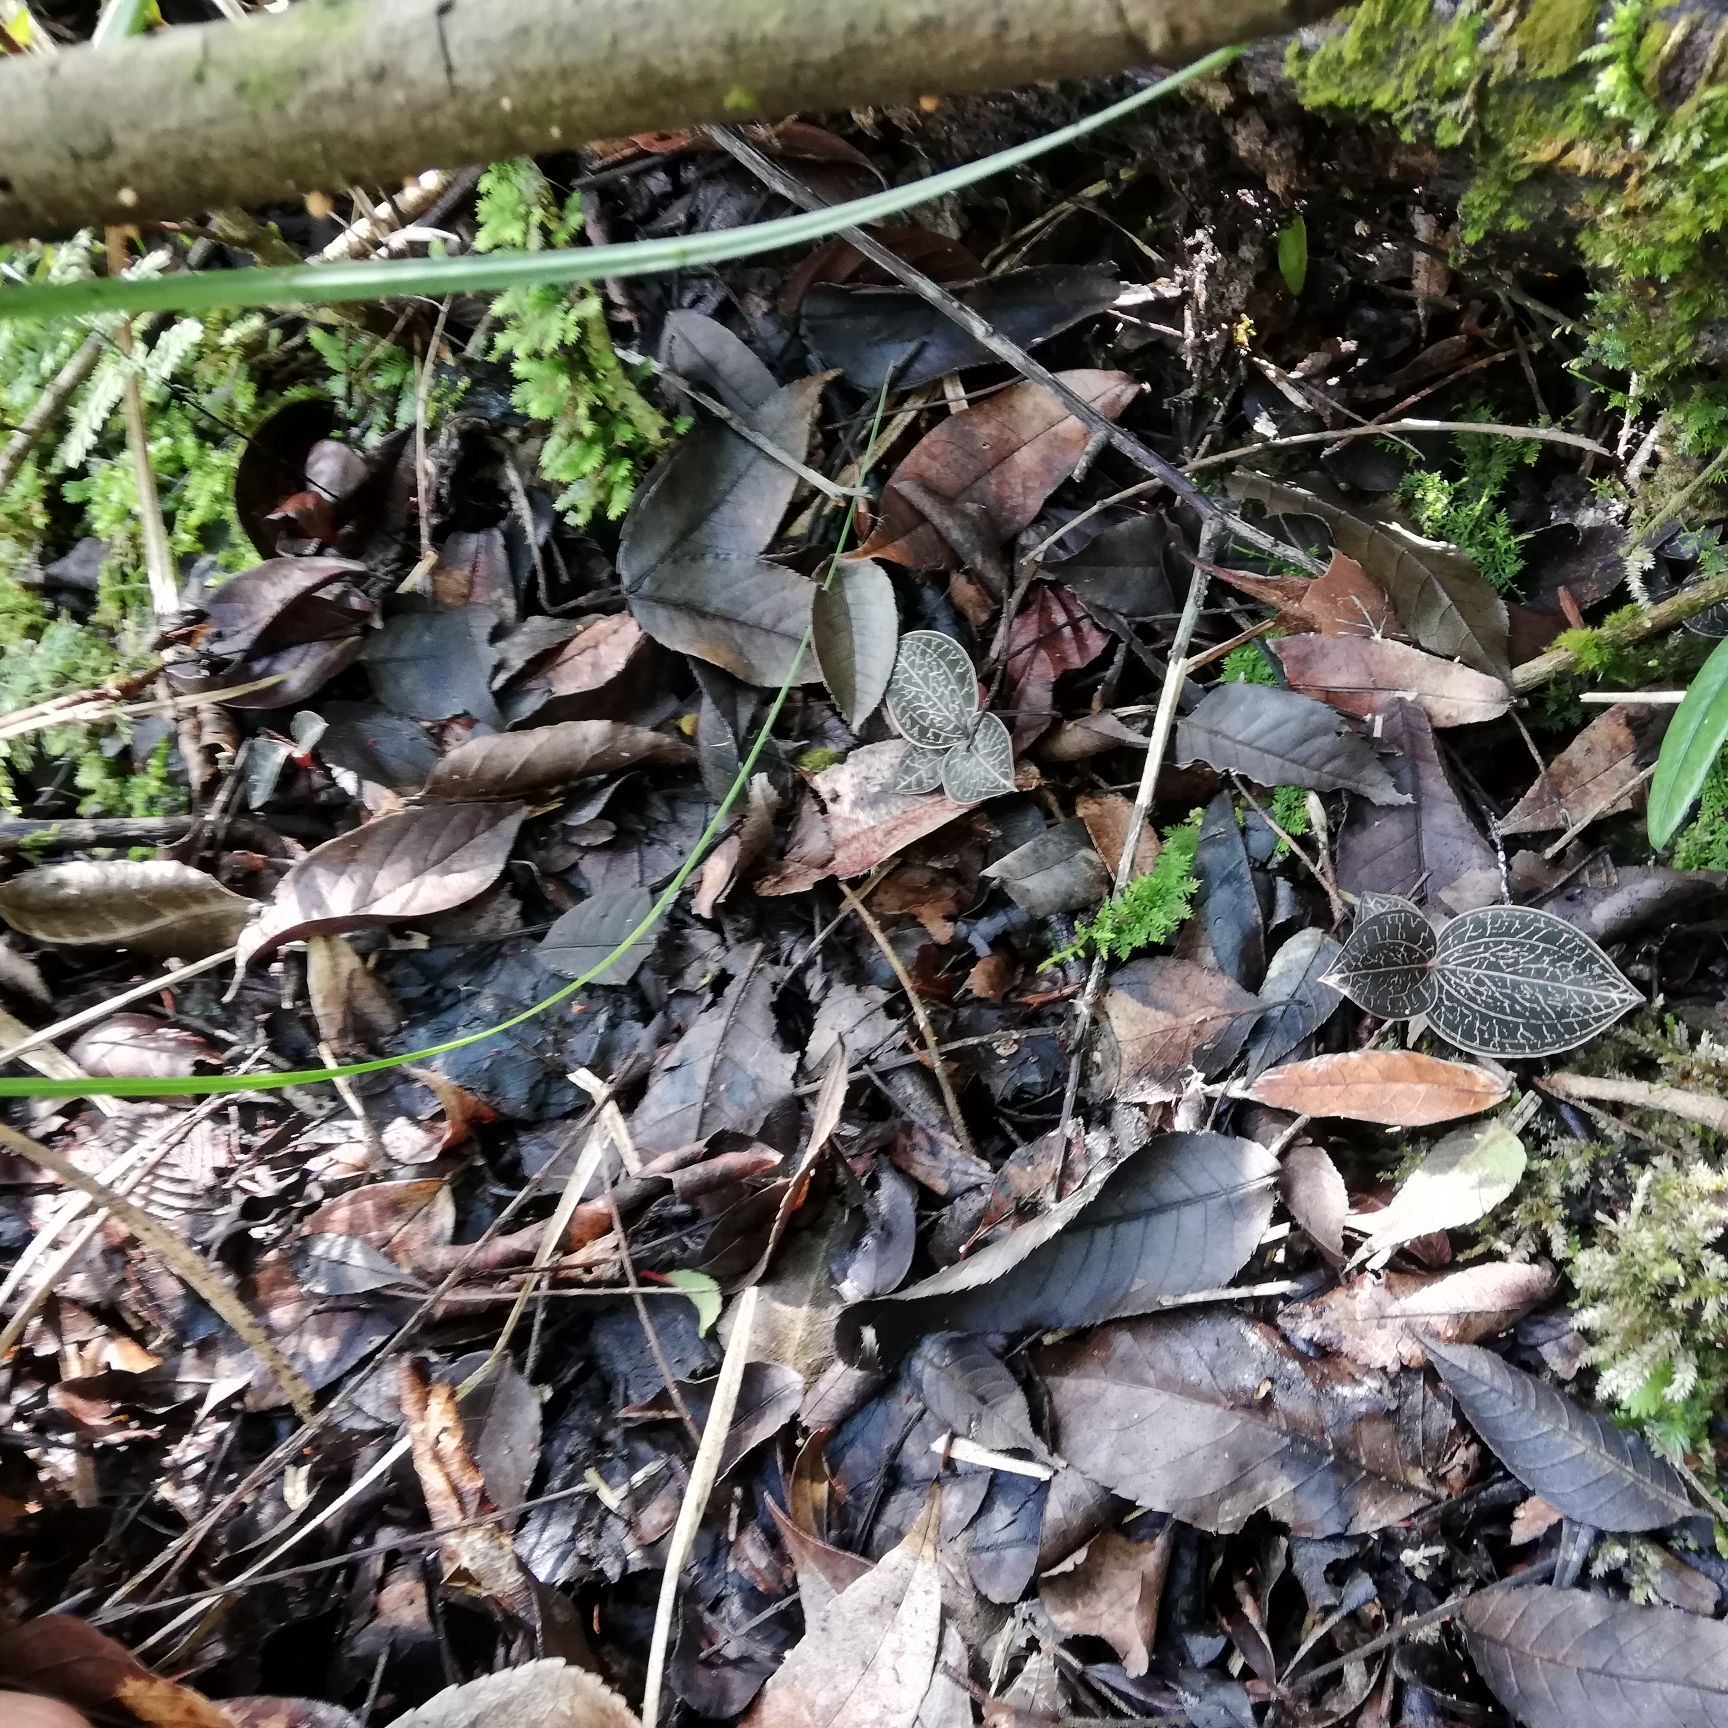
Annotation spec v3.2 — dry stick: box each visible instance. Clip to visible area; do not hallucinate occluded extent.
[1538,762,1656,861]
[1056,536,1216,1131]
[0,1121,316,1421]
[641,1283,759,1728]
[841,880,977,1161]
[1183,416,1613,475]
[1542,1071,1728,1136]
[0,329,102,492]
[700,124,1323,577]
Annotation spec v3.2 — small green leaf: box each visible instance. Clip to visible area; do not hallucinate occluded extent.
[1277,215,1309,297]
[1650,632,1728,847]
[663,1269,723,1336]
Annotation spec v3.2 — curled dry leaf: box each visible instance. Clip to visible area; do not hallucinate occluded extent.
[1349,1118,1526,1260]
[1273,635,1512,728]
[1175,684,1409,805]
[1040,1527,1174,1679]
[1461,1585,1728,1728]
[858,370,1136,567]
[422,721,691,801]
[1280,1262,1558,1372]
[386,1660,642,1728]
[238,802,525,970]
[1422,1337,1693,1531]
[0,860,251,958]
[1246,1050,1510,1126]
[1038,1310,1466,1536]
[843,1133,1277,1361]
[1001,583,1109,746]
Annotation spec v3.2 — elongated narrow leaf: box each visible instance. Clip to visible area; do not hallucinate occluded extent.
[1650,630,1728,847]
[1247,1050,1508,1126]
[1461,1585,1728,1728]
[1423,1338,1692,1530]
[1428,904,1642,1057]
[842,1133,1277,1361]
[1327,896,1439,1019]
[812,560,898,727]
[0,860,251,958]
[421,720,691,800]
[1176,684,1408,805]
[1274,634,1512,728]
[1037,1310,1463,1535]
[1243,929,1342,1077]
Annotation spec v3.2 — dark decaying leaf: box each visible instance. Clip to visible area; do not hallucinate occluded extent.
[1427,903,1643,1058]
[802,266,1123,391]
[1001,582,1109,746]
[842,1133,1277,1361]
[906,1333,1040,1453]
[238,803,525,969]
[628,943,796,1153]
[1273,634,1512,728]
[981,819,1109,917]
[1279,1143,1349,1262]
[1040,1528,1174,1679]
[421,720,691,801]
[1327,893,1438,1017]
[1230,473,1511,675]
[1243,929,1342,1077]
[858,370,1137,568]
[1247,1050,1509,1126]
[1336,699,1497,909]
[1195,792,1265,988]
[199,555,370,657]
[1038,1310,1464,1536]
[0,861,252,958]
[1499,703,1656,836]
[535,887,656,986]
[811,559,897,728]
[1422,1337,1693,1531]
[1460,1585,1728,1728]
[1092,958,1261,1100]
[363,604,500,727]
[1048,515,1176,619]
[1175,684,1408,805]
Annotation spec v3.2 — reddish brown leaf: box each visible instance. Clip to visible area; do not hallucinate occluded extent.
[1206,550,1397,638]
[1003,583,1109,745]
[1279,1262,1559,1371]
[1041,1527,1174,1678]
[1076,790,1161,878]
[1273,635,1512,728]
[422,720,691,800]
[507,613,652,724]
[238,802,525,968]
[0,1616,232,1728]
[858,370,1137,567]
[1498,703,1655,836]
[199,555,370,658]
[1093,958,1261,1100]
[1246,1050,1510,1125]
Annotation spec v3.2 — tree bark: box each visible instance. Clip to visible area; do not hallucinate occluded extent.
[0,0,1338,243]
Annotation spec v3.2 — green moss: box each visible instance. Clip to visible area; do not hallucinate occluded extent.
[1221,640,1281,685]
[1292,0,1728,452]
[1673,756,1728,869]
[1399,414,1541,595]
[1051,809,1204,964]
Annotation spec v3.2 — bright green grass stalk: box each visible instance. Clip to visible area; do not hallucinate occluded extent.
[0,48,1238,325]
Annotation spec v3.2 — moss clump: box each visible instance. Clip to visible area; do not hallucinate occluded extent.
[1674,756,1728,869]
[1400,415,1541,594]
[1292,0,1728,452]
[1052,809,1204,963]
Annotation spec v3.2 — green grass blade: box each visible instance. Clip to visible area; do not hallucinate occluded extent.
[1649,632,1728,848]
[0,48,1238,324]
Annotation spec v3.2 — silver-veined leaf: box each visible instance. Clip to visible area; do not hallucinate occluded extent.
[1427,904,1641,1058]
[885,629,978,747]
[941,710,1015,804]
[1649,630,1728,848]
[893,744,947,794]
[1326,896,1438,1019]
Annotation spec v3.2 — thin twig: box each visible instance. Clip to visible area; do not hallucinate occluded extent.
[701,124,1323,576]
[841,880,976,1161]
[1184,416,1613,475]
[0,329,102,493]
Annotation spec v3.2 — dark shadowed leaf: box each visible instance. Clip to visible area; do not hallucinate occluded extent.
[858,370,1137,568]
[1273,634,1512,728]
[906,1333,1040,1453]
[1195,792,1265,988]
[1280,1262,1558,1372]
[1243,929,1342,1077]
[1049,515,1176,618]
[238,803,525,969]
[1348,1118,1526,1259]
[812,560,897,727]
[1001,582,1109,747]
[1423,1338,1692,1530]
[535,888,656,986]
[317,701,440,798]
[981,819,1109,917]
[802,266,1123,391]
[843,1133,1277,1359]
[1038,1310,1463,1535]
[1337,699,1497,910]
[629,944,796,1153]
[0,860,251,957]
[1176,684,1408,805]
[199,555,370,657]
[292,1232,419,1296]
[1231,473,1510,675]
[1328,892,1437,1019]
[1428,904,1643,1058]
[422,720,691,801]
[1247,1050,1509,1126]
[363,604,500,726]
[659,308,777,412]
[628,558,818,687]
[1093,958,1261,1099]
[1499,704,1655,836]
[1460,1585,1728,1728]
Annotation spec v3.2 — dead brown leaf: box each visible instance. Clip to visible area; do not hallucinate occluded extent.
[0,860,251,957]
[1279,1262,1558,1371]
[423,721,690,801]
[1272,635,1512,728]
[0,1616,232,1728]
[1246,1050,1510,1125]
[1093,958,1260,1100]
[1207,549,1397,638]
[858,370,1136,567]
[1279,1144,1348,1264]
[1040,1526,1174,1677]
[1498,704,1655,836]
[1076,790,1161,878]
[1002,583,1109,745]
[386,1662,641,1728]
